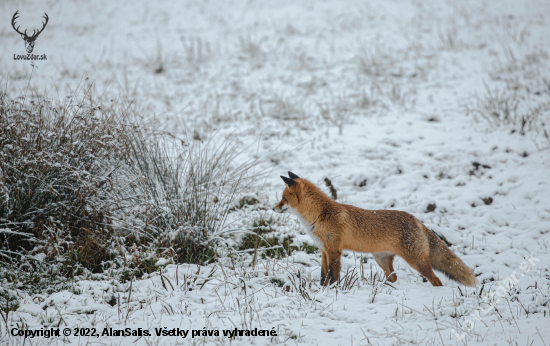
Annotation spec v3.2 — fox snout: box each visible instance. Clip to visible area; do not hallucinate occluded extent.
[272,201,288,213]
[273,195,291,213]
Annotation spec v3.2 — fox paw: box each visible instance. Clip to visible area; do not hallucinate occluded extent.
[387,274,397,283]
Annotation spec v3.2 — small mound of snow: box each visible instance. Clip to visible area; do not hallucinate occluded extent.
[154,258,170,266]
[290,251,316,266]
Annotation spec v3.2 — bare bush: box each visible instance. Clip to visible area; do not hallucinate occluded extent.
[357,47,396,78]
[181,36,212,65]
[437,19,460,50]
[0,82,259,275]
[0,86,135,271]
[128,129,260,262]
[469,82,550,137]
[259,93,306,121]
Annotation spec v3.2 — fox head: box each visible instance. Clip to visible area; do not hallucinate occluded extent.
[273,171,301,214]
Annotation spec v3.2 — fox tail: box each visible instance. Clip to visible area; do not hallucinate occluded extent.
[425,227,478,287]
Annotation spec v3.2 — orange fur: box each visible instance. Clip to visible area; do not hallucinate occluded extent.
[274,173,478,287]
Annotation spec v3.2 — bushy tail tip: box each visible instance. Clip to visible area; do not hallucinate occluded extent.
[426,228,478,287]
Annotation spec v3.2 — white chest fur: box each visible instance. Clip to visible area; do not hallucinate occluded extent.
[287,206,324,250]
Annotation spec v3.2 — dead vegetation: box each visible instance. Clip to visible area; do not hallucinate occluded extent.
[0,79,259,282]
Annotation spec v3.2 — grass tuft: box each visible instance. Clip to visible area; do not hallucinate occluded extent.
[0,80,260,292]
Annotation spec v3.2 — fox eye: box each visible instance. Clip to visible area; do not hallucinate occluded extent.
[282,197,286,201]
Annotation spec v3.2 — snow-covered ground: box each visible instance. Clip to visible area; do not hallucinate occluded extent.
[1,0,549,345]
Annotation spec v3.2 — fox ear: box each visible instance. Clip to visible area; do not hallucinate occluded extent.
[288,171,300,179]
[280,176,296,187]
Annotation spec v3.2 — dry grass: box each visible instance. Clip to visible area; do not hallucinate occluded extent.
[0,78,261,281]
[469,81,550,140]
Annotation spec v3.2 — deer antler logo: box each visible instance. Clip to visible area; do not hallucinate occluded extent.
[12,11,49,54]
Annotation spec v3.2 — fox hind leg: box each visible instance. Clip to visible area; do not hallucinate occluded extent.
[402,254,443,286]
[373,252,397,283]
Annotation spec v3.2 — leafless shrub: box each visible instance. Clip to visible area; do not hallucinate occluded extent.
[489,22,542,79]
[491,39,520,75]
[0,85,135,271]
[437,19,460,50]
[356,45,418,110]
[259,94,306,121]
[0,81,261,275]
[286,270,314,301]
[468,82,550,137]
[181,36,212,65]
[238,34,266,69]
[471,83,521,127]
[357,47,395,77]
[129,128,259,254]
[388,78,416,109]
[317,98,349,135]
[500,15,530,46]
[356,87,382,111]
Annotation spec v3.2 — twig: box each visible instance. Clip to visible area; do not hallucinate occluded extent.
[318,302,333,315]
[504,298,521,333]
[360,327,372,345]
[434,320,445,346]
[536,327,547,346]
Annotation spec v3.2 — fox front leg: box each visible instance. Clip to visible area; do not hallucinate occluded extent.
[326,251,342,285]
[321,251,329,285]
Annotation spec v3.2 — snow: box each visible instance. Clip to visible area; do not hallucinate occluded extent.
[155,258,170,267]
[1,0,550,345]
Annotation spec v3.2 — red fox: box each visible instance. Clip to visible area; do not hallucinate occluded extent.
[273,172,477,287]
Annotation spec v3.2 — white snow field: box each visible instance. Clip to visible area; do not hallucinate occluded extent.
[1,0,550,345]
